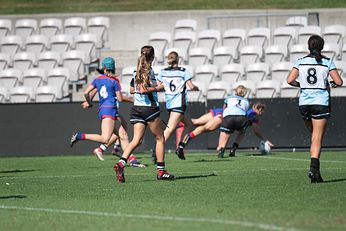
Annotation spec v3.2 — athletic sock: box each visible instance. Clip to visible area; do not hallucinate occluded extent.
[76,133,86,140]
[128,154,138,164]
[183,132,195,145]
[178,141,185,148]
[310,158,320,171]
[100,144,108,151]
[231,142,239,150]
[118,157,127,168]
[157,162,165,172]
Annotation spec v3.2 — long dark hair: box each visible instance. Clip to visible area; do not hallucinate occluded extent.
[308,35,324,62]
[135,45,155,86]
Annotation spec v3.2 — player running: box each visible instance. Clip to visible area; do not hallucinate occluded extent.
[287,35,343,183]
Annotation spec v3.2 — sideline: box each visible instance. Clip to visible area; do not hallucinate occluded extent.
[0,205,303,231]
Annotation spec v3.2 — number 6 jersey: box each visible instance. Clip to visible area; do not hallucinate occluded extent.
[157,66,192,109]
[294,55,336,106]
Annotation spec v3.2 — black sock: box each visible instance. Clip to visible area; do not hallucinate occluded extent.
[179,141,185,148]
[157,162,165,171]
[231,142,239,150]
[310,158,320,171]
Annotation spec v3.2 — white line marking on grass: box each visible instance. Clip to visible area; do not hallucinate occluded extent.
[0,205,303,231]
[252,156,346,163]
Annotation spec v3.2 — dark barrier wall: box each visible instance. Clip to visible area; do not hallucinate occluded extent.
[0,98,345,156]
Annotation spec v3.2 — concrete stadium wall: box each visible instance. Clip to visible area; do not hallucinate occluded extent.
[2,8,346,68]
[0,98,345,157]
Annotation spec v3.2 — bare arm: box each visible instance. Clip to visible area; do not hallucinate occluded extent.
[116,90,123,102]
[83,84,95,108]
[329,69,343,87]
[287,68,300,87]
[252,124,274,147]
[186,80,199,91]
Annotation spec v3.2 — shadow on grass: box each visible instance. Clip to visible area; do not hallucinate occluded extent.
[0,195,27,200]
[193,158,233,163]
[322,178,346,184]
[0,169,36,174]
[175,172,217,180]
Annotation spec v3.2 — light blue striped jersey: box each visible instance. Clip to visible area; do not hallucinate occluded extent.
[294,55,336,106]
[222,95,249,117]
[130,69,159,107]
[157,66,192,109]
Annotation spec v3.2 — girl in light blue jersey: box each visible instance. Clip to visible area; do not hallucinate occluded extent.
[217,85,249,158]
[156,51,199,160]
[114,45,175,183]
[287,35,343,183]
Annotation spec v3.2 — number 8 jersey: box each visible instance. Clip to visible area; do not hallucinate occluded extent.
[157,66,191,109]
[294,55,336,106]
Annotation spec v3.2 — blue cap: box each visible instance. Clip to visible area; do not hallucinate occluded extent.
[101,57,116,71]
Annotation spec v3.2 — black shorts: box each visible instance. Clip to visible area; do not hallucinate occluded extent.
[299,105,330,120]
[168,106,186,115]
[130,106,160,125]
[219,115,248,134]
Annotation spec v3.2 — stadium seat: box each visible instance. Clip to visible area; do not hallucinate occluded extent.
[245,62,270,83]
[322,24,346,45]
[247,27,270,49]
[47,67,70,98]
[39,18,62,38]
[172,31,196,61]
[342,44,346,61]
[151,65,165,78]
[120,65,136,85]
[280,81,300,98]
[194,64,218,86]
[35,85,60,102]
[188,47,211,66]
[164,47,186,65]
[206,80,232,99]
[37,51,61,74]
[255,80,281,98]
[213,46,236,68]
[49,34,74,54]
[9,85,34,103]
[297,26,322,44]
[12,52,36,72]
[25,35,48,57]
[219,63,245,85]
[174,19,197,34]
[120,82,131,97]
[334,60,346,77]
[0,85,8,102]
[157,91,165,102]
[0,68,22,88]
[63,17,86,37]
[87,16,110,48]
[0,19,12,40]
[330,77,346,97]
[180,65,195,78]
[264,45,288,66]
[0,52,11,69]
[74,33,98,64]
[222,28,246,58]
[239,45,262,66]
[321,43,340,61]
[0,35,23,58]
[62,50,86,82]
[289,43,309,62]
[187,80,207,100]
[271,61,294,83]
[148,31,172,64]
[232,80,256,98]
[285,16,308,28]
[14,19,38,38]
[22,68,46,89]
[272,26,296,49]
[197,29,221,51]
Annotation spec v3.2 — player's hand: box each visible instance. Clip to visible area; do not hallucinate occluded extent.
[266,141,274,147]
[81,101,91,109]
[329,81,338,88]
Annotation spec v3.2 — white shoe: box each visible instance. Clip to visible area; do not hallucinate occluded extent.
[93,148,104,161]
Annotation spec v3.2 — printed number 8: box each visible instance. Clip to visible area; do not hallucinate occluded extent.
[306,68,317,84]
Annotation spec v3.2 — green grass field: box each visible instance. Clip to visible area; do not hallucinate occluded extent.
[0,151,345,231]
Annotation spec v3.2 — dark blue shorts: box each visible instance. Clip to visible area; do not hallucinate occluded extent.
[210,108,223,117]
[98,107,118,121]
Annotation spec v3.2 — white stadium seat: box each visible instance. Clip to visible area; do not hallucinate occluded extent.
[245,62,270,83]
[120,66,136,85]
[194,64,218,86]
[0,68,22,88]
[322,43,340,61]
[247,27,270,49]
[0,85,8,102]
[219,63,245,84]
[330,77,346,97]
[14,19,38,38]
[62,50,86,82]
[9,85,34,103]
[12,52,36,72]
[232,80,256,98]
[35,85,60,102]
[187,80,205,102]
[285,16,307,28]
[37,51,61,73]
[334,60,346,77]
[255,80,281,98]
[265,45,288,66]
[74,33,98,64]
[272,26,296,49]
[180,65,195,78]
[206,80,232,99]
[173,31,196,61]
[297,26,322,44]
[148,31,171,64]
[0,19,12,40]
[0,52,11,70]
[239,45,263,66]
[174,19,197,33]
[39,18,62,38]
[63,17,86,37]
[213,46,236,68]
[222,28,246,57]
[280,81,300,98]
[188,47,211,66]
[322,24,346,45]
[290,43,309,62]
[197,29,221,50]
[22,68,46,89]
[25,35,48,57]
[47,67,70,98]
[271,61,294,83]
[49,34,74,54]
[0,35,23,58]
[87,16,110,48]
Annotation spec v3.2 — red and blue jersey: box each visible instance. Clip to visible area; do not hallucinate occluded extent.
[246,108,260,125]
[91,75,121,110]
